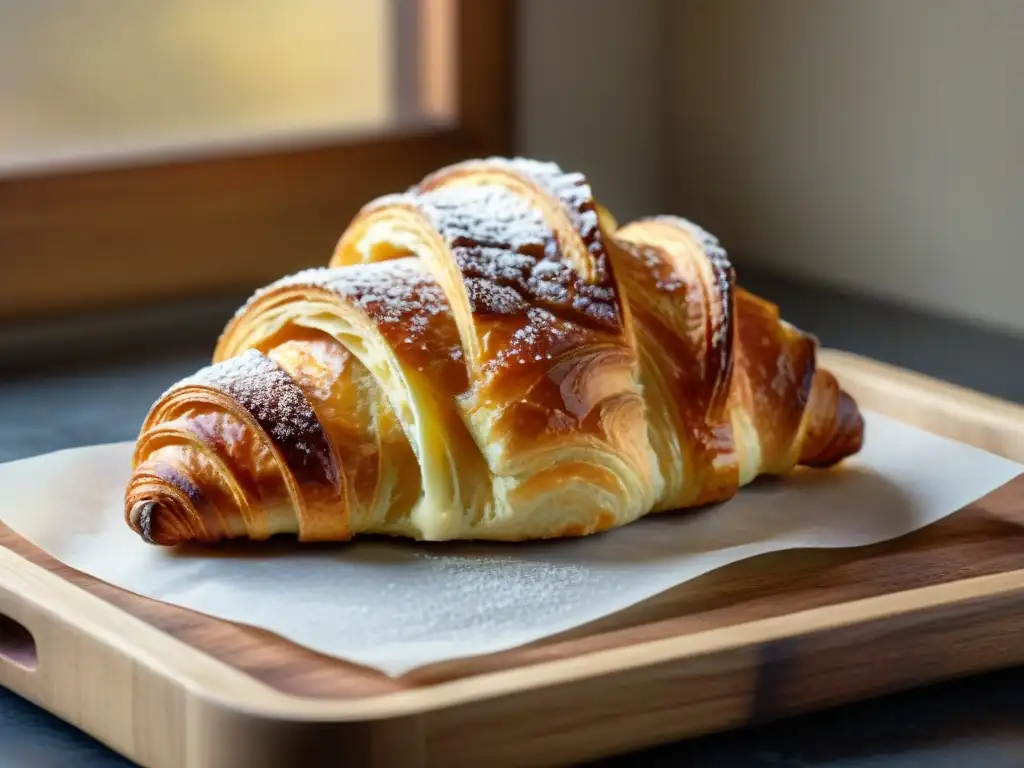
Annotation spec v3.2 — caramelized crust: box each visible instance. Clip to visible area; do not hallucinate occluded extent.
[612,216,738,510]
[331,159,659,537]
[127,350,345,544]
[126,157,865,546]
[214,259,489,540]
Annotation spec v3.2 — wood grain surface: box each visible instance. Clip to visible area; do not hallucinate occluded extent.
[3,471,1024,701]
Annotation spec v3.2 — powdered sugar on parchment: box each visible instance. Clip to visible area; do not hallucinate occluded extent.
[1,411,1020,675]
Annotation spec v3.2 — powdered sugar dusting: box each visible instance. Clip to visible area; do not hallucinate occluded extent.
[658,216,734,355]
[170,349,338,488]
[411,181,620,328]
[224,157,631,395]
[464,276,528,315]
[501,157,602,253]
[484,306,589,375]
[654,215,730,273]
[316,260,449,330]
[618,215,737,418]
[237,260,450,333]
[419,184,551,254]
[225,258,468,393]
[439,157,604,261]
[630,245,685,293]
[313,260,466,371]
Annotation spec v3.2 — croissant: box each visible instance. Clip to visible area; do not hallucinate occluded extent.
[125,158,864,546]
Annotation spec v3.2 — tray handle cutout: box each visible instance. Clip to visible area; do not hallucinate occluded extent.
[0,612,38,671]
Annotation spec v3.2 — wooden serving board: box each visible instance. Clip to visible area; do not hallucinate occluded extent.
[3,349,1024,767]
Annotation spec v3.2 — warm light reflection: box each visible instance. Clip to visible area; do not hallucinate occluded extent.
[0,0,398,168]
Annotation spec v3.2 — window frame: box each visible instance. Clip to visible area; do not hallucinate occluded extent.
[0,0,515,322]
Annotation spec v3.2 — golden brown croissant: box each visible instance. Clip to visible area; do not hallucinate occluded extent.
[125,157,864,546]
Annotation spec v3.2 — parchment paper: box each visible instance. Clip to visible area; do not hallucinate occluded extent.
[0,411,1020,677]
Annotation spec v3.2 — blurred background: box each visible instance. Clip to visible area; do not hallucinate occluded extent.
[0,0,1021,357]
[1,3,1023,763]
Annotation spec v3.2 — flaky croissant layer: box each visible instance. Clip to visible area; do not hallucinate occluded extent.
[126,157,864,546]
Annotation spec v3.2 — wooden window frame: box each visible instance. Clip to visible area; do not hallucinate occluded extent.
[0,0,515,322]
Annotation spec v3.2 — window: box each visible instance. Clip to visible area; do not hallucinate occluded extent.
[0,0,513,321]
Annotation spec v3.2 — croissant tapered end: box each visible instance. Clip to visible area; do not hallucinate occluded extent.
[125,349,350,546]
[801,389,866,468]
[798,364,866,469]
[128,500,191,547]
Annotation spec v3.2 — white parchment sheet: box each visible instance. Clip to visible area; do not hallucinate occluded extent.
[1,411,1019,676]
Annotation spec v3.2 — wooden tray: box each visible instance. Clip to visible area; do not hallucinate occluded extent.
[3,349,1024,768]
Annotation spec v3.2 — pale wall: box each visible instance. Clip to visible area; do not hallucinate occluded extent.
[666,0,1024,333]
[516,0,667,223]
